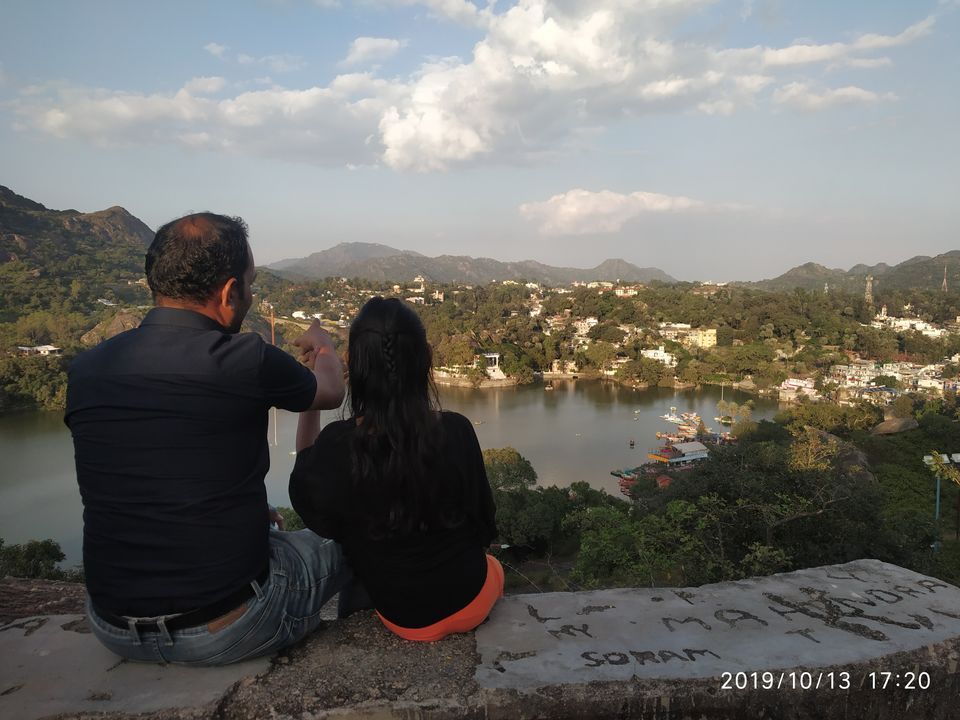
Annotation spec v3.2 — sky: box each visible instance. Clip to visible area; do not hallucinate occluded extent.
[1,0,958,281]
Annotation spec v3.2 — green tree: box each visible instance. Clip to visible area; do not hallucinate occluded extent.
[0,538,83,581]
[483,447,538,491]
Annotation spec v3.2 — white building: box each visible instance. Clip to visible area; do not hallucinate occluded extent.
[779,378,820,402]
[573,317,599,336]
[477,352,507,380]
[17,345,62,356]
[640,345,677,367]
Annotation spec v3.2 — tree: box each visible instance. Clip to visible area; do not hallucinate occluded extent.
[583,341,617,371]
[788,427,838,473]
[890,394,915,419]
[482,447,538,491]
[0,538,82,581]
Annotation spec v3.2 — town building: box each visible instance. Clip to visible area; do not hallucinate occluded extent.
[640,345,677,367]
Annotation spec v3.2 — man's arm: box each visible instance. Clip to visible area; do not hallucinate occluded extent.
[296,410,322,453]
[294,321,345,412]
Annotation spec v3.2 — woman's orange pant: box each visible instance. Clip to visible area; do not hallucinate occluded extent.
[376,554,504,642]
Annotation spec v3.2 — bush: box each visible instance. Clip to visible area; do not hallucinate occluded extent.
[0,538,84,582]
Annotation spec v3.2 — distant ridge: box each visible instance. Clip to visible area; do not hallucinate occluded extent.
[0,185,154,318]
[269,243,676,285]
[746,251,960,293]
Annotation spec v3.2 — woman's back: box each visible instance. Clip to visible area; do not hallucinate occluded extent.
[291,410,496,628]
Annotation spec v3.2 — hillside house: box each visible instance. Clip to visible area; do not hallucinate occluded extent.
[641,345,677,367]
[17,345,62,356]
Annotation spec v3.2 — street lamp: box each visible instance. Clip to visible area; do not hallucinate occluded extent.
[924,451,960,551]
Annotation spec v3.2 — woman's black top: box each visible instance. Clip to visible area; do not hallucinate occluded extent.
[289,411,497,628]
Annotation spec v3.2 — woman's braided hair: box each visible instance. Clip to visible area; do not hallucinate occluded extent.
[346,297,446,537]
[381,332,397,376]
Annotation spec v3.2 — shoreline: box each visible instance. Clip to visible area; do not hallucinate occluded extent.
[431,368,777,400]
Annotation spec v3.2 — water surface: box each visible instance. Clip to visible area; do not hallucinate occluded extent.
[0,381,776,566]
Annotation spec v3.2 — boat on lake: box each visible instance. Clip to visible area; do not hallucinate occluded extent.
[660,406,684,424]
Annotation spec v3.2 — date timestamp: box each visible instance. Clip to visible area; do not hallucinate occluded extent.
[720,670,932,691]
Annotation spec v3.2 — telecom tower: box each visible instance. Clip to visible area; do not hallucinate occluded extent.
[865,275,874,306]
[943,264,949,293]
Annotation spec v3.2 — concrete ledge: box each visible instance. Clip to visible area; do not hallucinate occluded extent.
[2,560,959,719]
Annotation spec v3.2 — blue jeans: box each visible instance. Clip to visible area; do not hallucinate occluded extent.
[86,529,351,666]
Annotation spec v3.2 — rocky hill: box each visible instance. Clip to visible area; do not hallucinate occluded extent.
[747,251,960,293]
[0,186,153,320]
[270,243,675,285]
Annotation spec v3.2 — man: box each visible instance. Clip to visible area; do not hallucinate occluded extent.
[65,213,349,665]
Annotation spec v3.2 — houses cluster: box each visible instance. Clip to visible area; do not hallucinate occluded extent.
[870,305,958,339]
[827,354,960,404]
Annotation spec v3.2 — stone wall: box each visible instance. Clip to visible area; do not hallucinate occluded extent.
[2,559,958,719]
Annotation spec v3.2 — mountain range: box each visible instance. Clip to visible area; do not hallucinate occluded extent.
[1,185,958,300]
[269,243,677,285]
[746,252,960,293]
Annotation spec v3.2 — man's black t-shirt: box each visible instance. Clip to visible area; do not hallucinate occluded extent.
[65,308,317,616]
[289,411,496,628]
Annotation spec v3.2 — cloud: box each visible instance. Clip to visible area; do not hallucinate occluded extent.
[182,76,226,95]
[13,2,934,171]
[772,82,896,111]
[841,57,893,69]
[14,74,404,164]
[204,42,227,58]
[716,15,934,69]
[387,0,488,26]
[341,37,408,67]
[519,188,705,235]
[237,53,305,73]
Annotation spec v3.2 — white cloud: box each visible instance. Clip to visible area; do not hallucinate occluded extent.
[341,37,408,67]
[387,0,488,26]
[183,76,226,95]
[203,42,227,58]
[717,15,934,69]
[519,188,705,235]
[237,53,305,73]
[773,82,896,111]
[14,75,404,164]
[842,57,893,70]
[13,2,933,171]
[853,16,934,51]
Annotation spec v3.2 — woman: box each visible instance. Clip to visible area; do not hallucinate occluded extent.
[289,297,502,641]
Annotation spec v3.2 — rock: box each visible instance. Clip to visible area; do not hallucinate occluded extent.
[871,417,920,435]
[81,309,144,346]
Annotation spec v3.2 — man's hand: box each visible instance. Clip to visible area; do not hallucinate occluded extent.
[293,321,336,365]
[295,320,346,411]
[269,505,286,531]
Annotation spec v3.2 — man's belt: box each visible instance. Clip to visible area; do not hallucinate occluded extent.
[93,566,270,633]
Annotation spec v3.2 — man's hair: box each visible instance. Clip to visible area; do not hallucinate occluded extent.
[145,213,250,303]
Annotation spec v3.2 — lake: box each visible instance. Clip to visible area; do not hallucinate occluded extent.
[0,381,778,567]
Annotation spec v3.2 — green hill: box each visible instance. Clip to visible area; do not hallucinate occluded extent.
[269,243,675,284]
[0,186,153,321]
[748,252,960,293]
